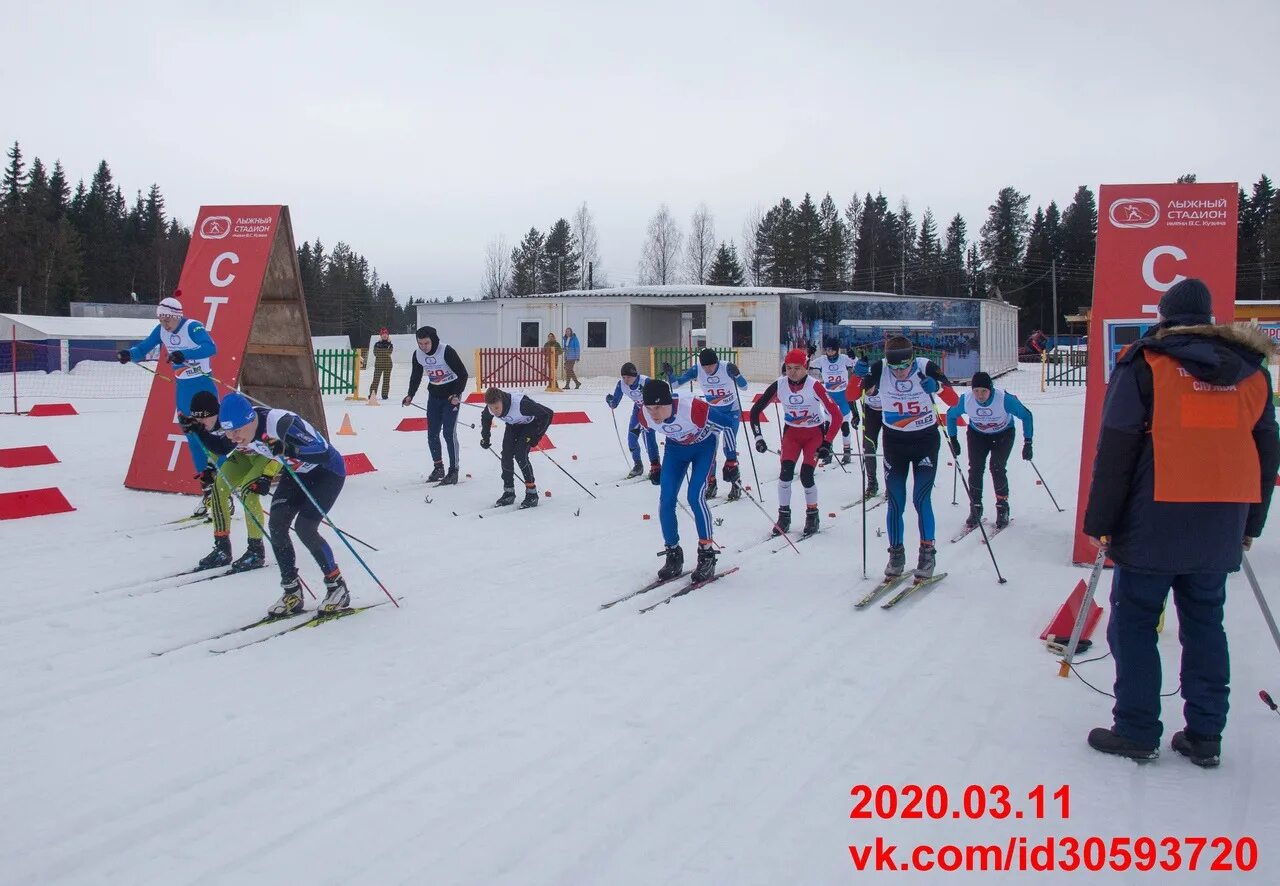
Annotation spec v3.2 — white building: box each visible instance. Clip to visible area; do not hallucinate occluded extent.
[416,285,1018,383]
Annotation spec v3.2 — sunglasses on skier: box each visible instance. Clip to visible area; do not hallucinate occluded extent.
[887,359,912,370]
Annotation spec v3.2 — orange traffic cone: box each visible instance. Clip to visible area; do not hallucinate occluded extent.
[337,413,357,436]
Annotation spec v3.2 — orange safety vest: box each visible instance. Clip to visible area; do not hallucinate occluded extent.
[1148,351,1266,503]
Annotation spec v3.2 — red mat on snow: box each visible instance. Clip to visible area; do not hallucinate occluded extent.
[532,435,555,451]
[28,403,78,416]
[551,411,590,424]
[0,486,75,520]
[395,418,428,432]
[0,445,60,468]
[343,453,376,475]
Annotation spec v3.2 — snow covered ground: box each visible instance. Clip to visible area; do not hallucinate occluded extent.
[1,367,1277,885]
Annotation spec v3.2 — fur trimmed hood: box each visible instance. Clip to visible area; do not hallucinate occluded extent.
[1141,322,1275,387]
[1154,322,1276,359]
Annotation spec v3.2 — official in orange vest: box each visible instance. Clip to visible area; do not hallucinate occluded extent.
[1083,278,1279,767]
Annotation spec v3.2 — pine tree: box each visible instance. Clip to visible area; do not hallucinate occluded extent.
[793,193,823,289]
[852,193,884,291]
[915,209,942,297]
[541,218,580,293]
[966,243,987,298]
[706,242,746,286]
[509,227,545,295]
[760,198,797,286]
[896,199,917,293]
[843,193,862,284]
[1058,185,1098,316]
[942,213,967,298]
[818,193,848,290]
[1238,175,1275,300]
[979,186,1031,297]
[2,141,24,206]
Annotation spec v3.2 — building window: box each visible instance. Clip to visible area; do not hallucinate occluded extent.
[731,318,755,349]
[586,320,608,348]
[520,320,540,348]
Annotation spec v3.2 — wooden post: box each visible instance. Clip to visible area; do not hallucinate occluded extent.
[474,348,483,393]
[346,348,362,400]
[648,346,656,379]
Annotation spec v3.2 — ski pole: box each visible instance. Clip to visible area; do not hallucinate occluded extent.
[854,414,868,579]
[951,458,958,506]
[676,499,725,550]
[731,381,764,502]
[1260,690,1280,718]
[273,457,399,608]
[406,400,478,429]
[608,406,633,469]
[1242,552,1280,658]
[1028,459,1064,512]
[537,450,598,499]
[485,440,530,486]
[1058,544,1107,677]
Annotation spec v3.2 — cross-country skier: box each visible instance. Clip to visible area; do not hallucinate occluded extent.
[637,378,735,582]
[809,336,862,466]
[605,362,661,483]
[117,292,219,515]
[662,348,748,500]
[480,386,554,508]
[212,392,350,618]
[748,348,842,537]
[853,347,885,500]
[859,336,951,580]
[401,325,469,485]
[179,390,280,572]
[944,371,1034,529]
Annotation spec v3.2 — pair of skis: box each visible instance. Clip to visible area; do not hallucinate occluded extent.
[948,518,1012,544]
[598,567,740,613]
[151,598,398,656]
[855,572,949,610]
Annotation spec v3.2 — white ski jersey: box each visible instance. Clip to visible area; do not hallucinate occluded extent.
[696,364,737,407]
[238,409,327,473]
[878,357,938,433]
[774,375,828,429]
[413,342,459,386]
[163,319,212,380]
[963,388,1011,434]
[621,375,649,405]
[810,354,857,394]
[497,392,536,425]
[638,396,719,445]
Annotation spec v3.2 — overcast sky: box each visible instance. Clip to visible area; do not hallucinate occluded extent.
[6,0,1277,300]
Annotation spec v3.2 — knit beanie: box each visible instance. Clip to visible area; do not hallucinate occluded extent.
[1157,278,1212,327]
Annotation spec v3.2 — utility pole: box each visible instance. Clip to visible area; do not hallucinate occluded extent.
[1051,259,1058,350]
[16,285,21,313]
[587,262,593,290]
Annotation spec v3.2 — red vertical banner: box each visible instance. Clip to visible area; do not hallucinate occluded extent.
[1072,183,1238,563]
[124,206,282,493]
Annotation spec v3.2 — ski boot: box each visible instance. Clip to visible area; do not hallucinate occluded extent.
[426,463,446,483]
[1171,730,1221,768]
[841,448,853,466]
[914,542,937,580]
[995,497,1010,529]
[691,542,718,582]
[657,545,684,580]
[197,535,232,570]
[966,503,983,529]
[649,461,662,485]
[704,479,718,500]
[519,487,539,509]
[865,478,880,500]
[885,544,906,578]
[626,462,644,480]
[1087,727,1158,762]
[231,538,267,573]
[320,571,351,614]
[772,505,792,536]
[726,482,743,502]
[268,576,305,618]
[495,488,517,507]
[438,467,459,486]
[802,506,820,537]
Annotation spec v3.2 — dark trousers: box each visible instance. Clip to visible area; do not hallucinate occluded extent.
[966,426,1014,503]
[1107,568,1230,747]
[501,426,536,488]
[862,406,883,483]
[369,363,392,398]
[269,468,345,581]
[426,394,460,470]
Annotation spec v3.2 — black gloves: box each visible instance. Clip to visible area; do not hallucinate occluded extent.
[196,466,215,487]
[605,394,616,408]
[168,350,185,366]
[948,436,961,458]
[265,436,286,457]
[1022,440,1033,461]
[754,435,768,454]
[116,349,131,364]
[177,413,201,433]
[817,441,833,463]
[661,362,673,376]
[480,436,491,450]
[244,476,272,496]
[726,362,740,378]
[722,461,740,482]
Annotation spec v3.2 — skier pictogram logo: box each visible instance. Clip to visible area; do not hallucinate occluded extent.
[1108,198,1160,229]
[199,216,232,239]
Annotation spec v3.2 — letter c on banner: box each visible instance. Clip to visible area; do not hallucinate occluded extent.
[210,252,239,288]
[1141,245,1187,292]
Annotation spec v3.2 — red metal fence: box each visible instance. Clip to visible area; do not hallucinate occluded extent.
[475,347,554,391]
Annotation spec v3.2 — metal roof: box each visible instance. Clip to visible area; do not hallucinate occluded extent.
[0,313,158,340]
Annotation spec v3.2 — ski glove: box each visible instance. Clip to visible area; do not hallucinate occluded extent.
[817,441,833,463]
[479,436,491,450]
[948,436,961,457]
[177,413,202,433]
[919,374,939,394]
[661,362,673,377]
[244,476,271,496]
[754,435,768,454]
[1022,440,1033,461]
[852,358,869,377]
[264,436,287,457]
[116,349,131,364]
[726,362,740,378]
[168,350,186,366]
[605,394,616,408]
[196,466,216,487]
[401,395,413,407]
[722,460,740,482]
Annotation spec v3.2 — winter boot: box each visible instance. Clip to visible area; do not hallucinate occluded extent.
[657,545,684,580]
[692,542,718,582]
[626,462,644,479]
[437,467,459,486]
[841,447,853,466]
[519,487,539,509]
[772,505,792,536]
[1087,727,1158,762]
[495,488,517,507]
[320,571,351,614]
[231,538,267,573]
[995,497,1011,529]
[802,506,820,537]
[1171,730,1221,768]
[704,479,718,500]
[268,576,305,618]
[197,535,232,571]
[966,503,983,529]
[426,462,445,483]
[914,542,937,580]
[727,482,743,502]
[865,478,880,499]
[885,544,906,578]
[649,461,662,485]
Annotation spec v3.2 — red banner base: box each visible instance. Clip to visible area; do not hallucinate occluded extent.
[1040,579,1104,645]
[343,453,376,475]
[28,403,78,416]
[0,486,76,520]
[0,445,60,468]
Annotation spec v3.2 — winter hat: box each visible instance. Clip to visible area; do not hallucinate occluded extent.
[698,348,718,367]
[187,390,221,418]
[823,336,839,350]
[218,392,257,431]
[885,336,914,365]
[157,294,183,319]
[784,348,808,367]
[1158,278,1212,327]
[620,361,638,378]
[970,371,994,391]
[379,327,389,336]
[415,325,438,341]
[642,378,673,406]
